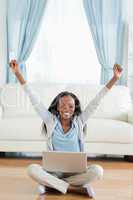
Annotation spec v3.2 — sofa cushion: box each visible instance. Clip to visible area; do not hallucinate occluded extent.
[85,119,133,143]
[0,83,132,122]
[0,107,2,119]
[128,107,133,124]
[0,118,133,144]
[65,84,132,122]
[0,117,45,140]
[0,83,66,118]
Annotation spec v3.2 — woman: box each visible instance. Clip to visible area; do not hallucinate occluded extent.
[10,60,122,198]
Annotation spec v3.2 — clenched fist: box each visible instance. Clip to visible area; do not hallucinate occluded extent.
[9,60,19,74]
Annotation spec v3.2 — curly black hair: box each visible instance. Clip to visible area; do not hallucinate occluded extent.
[42,91,82,135]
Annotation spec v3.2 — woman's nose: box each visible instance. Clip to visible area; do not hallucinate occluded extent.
[63,105,69,111]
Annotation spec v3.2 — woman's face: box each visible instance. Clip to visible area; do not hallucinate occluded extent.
[57,95,75,120]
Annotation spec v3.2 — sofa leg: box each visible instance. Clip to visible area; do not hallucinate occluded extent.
[124,155,133,162]
[0,152,6,157]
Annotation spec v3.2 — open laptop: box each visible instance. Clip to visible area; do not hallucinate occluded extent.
[42,151,87,173]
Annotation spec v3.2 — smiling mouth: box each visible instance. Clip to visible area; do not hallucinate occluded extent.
[63,113,71,117]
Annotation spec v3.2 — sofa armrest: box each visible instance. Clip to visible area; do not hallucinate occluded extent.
[128,107,133,124]
[0,106,2,119]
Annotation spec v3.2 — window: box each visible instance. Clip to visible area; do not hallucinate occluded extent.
[27,0,101,84]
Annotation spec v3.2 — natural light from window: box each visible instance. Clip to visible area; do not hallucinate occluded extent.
[27,0,101,84]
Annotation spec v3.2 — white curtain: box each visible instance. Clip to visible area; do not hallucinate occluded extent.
[27,0,101,84]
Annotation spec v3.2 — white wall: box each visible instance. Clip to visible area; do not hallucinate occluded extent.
[0,0,7,84]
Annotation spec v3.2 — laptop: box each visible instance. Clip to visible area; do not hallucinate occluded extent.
[42,151,87,173]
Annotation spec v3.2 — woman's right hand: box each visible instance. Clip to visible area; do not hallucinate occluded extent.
[9,60,26,85]
[9,60,19,74]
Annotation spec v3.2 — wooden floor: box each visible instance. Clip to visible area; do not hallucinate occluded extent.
[0,157,133,200]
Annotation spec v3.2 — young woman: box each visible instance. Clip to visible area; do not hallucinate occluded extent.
[10,60,122,198]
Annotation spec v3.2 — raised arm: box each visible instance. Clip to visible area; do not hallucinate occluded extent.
[9,60,53,123]
[105,64,123,89]
[80,64,123,124]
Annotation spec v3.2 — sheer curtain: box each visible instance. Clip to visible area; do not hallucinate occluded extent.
[6,0,47,83]
[27,0,101,84]
[127,0,133,100]
[83,0,127,85]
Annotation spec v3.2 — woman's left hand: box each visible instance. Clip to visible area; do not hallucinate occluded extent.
[113,64,123,79]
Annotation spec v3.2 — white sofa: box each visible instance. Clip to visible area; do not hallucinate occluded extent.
[0,83,133,155]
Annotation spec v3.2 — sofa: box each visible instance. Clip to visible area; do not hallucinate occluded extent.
[0,82,133,155]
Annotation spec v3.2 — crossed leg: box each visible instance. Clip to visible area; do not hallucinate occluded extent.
[27,163,103,197]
